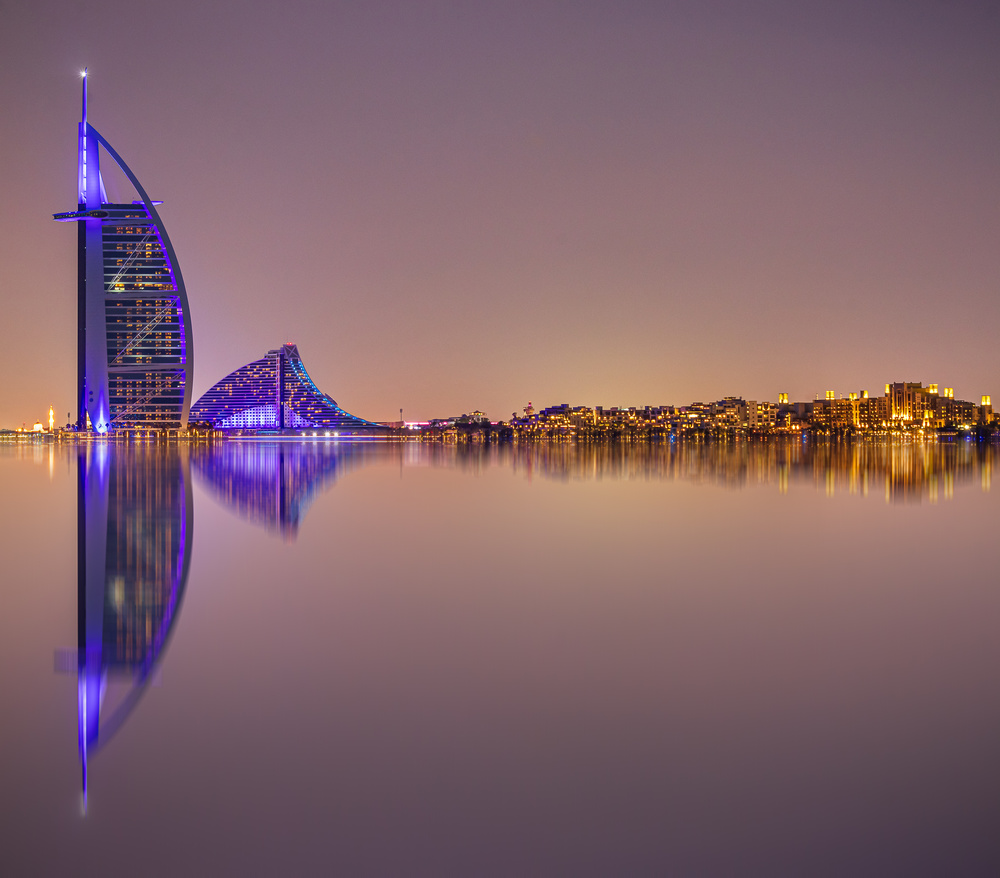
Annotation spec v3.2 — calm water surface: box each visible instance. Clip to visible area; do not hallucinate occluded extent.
[1,439,999,877]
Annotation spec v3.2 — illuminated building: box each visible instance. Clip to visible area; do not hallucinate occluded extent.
[54,72,194,432]
[810,398,831,429]
[884,382,991,428]
[505,382,994,440]
[190,343,379,432]
[714,397,746,428]
[856,395,889,431]
[746,401,777,429]
[981,396,993,424]
[887,382,932,425]
[928,392,975,427]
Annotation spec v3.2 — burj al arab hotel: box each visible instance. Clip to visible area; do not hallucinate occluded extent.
[54,72,194,433]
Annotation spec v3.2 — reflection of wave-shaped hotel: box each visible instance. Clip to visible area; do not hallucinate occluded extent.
[191,343,382,434]
[191,440,379,538]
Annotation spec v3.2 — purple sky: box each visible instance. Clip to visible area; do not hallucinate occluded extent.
[1,0,998,425]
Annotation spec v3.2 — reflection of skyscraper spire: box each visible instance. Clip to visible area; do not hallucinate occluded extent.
[70,445,193,811]
[78,443,109,812]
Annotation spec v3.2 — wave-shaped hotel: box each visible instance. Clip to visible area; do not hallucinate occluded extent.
[190,343,380,434]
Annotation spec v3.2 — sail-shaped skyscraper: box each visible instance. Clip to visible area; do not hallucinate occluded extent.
[55,72,194,432]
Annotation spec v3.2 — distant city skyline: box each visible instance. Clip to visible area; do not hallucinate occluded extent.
[2,1,999,426]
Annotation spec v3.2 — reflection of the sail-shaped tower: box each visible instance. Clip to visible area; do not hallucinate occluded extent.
[190,441,379,539]
[73,443,192,811]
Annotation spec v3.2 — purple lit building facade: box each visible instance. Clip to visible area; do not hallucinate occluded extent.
[54,73,193,432]
[191,343,380,433]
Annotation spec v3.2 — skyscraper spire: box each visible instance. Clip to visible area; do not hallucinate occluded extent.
[57,73,195,432]
[78,69,89,206]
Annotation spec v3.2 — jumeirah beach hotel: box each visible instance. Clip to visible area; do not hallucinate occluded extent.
[190,343,379,434]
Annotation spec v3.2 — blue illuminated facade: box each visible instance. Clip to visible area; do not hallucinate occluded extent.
[71,444,192,809]
[191,344,381,432]
[54,72,194,431]
[192,441,378,539]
